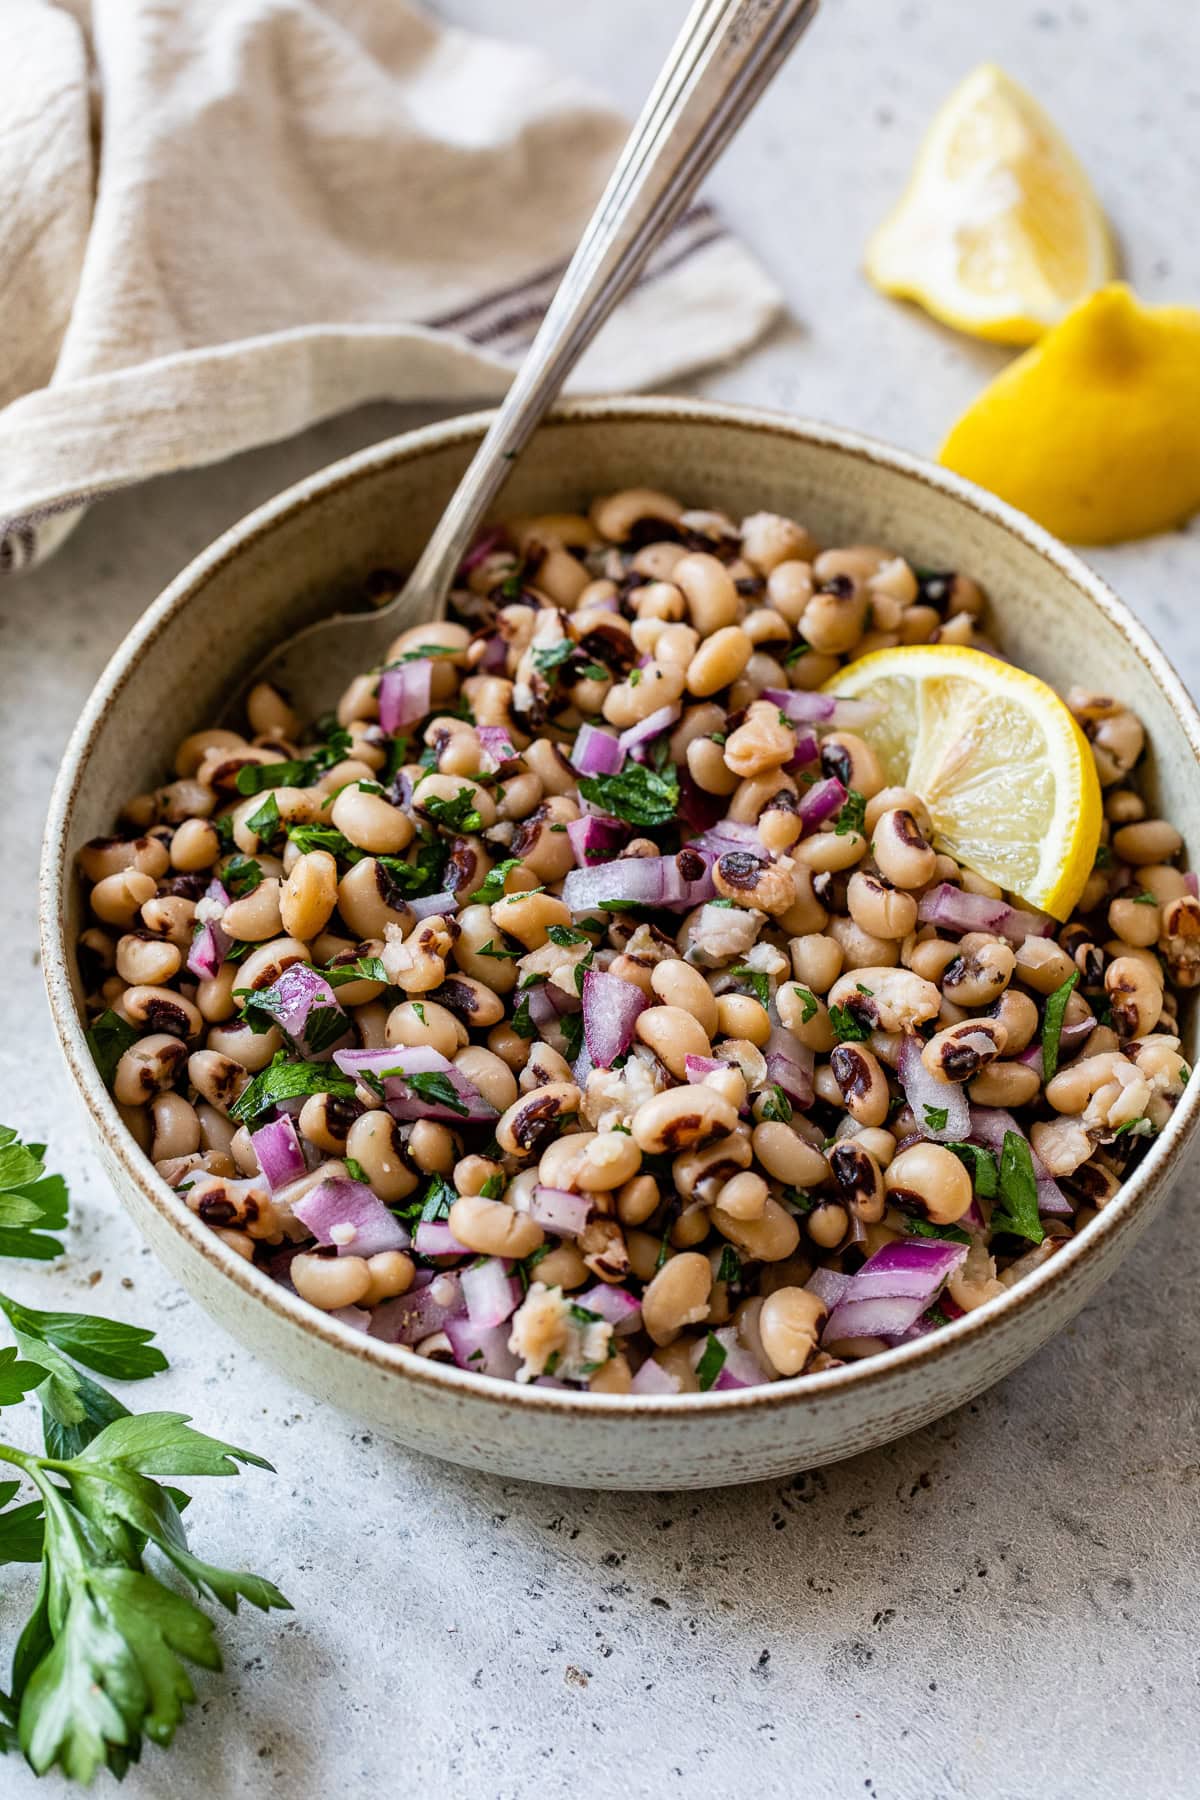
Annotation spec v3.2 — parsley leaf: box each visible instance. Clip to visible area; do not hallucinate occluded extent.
[245,792,281,842]
[716,1246,741,1286]
[531,640,579,677]
[1038,969,1079,1084]
[1111,1115,1154,1138]
[828,1003,870,1043]
[989,1131,1045,1244]
[901,1217,970,1244]
[0,1129,69,1263]
[404,1072,469,1117]
[784,641,811,665]
[695,1333,727,1392]
[416,785,483,834]
[759,1084,793,1124]
[84,1010,138,1091]
[944,1142,998,1199]
[923,1105,949,1133]
[222,854,263,897]
[343,1158,368,1184]
[731,966,770,1008]
[833,789,866,836]
[479,1174,505,1201]
[323,956,388,989]
[546,923,591,947]
[477,939,522,961]
[790,985,818,1025]
[577,760,680,828]
[287,823,358,860]
[510,996,537,1040]
[469,858,522,904]
[228,1053,356,1125]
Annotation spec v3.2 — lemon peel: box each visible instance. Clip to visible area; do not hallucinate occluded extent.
[826,644,1101,919]
[939,284,1200,544]
[866,63,1113,344]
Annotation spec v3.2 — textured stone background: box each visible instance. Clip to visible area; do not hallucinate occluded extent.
[3,1,1199,1793]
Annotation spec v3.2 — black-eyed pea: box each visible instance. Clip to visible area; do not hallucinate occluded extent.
[723,701,796,779]
[750,1121,827,1189]
[775,981,833,1053]
[277,851,338,942]
[714,1171,768,1221]
[298,1091,361,1154]
[509,798,582,885]
[238,936,311,992]
[245,681,300,739]
[884,1142,972,1226]
[602,661,686,728]
[113,934,181,988]
[495,767,545,821]
[149,1091,201,1161]
[381,915,455,993]
[758,1287,827,1376]
[454,1046,519,1114]
[345,1111,417,1202]
[669,1203,710,1250]
[1111,819,1183,865]
[724,769,793,825]
[763,559,813,627]
[673,1131,753,1205]
[589,487,683,544]
[90,869,158,928]
[187,1049,249,1114]
[789,932,844,994]
[986,987,1040,1054]
[77,834,169,884]
[120,986,201,1042]
[490,888,573,950]
[758,801,805,856]
[451,1194,545,1258]
[407,1120,457,1175]
[429,973,506,1030]
[573,1129,642,1192]
[828,915,899,971]
[616,1173,660,1226]
[631,578,686,621]
[538,1243,590,1290]
[631,1085,738,1155]
[966,1061,1041,1108]
[792,829,869,875]
[1030,1117,1094,1178]
[219,877,283,944]
[828,1139,887,1221]
[921,1018,1007,1082]
[641,1251,713,1346]
[799,577,869,656]
[386,998,463,1059]
[1137,864,1189,905]
[687,736,744,796]
[292,1251,372,1311]
[847,871,918,940]
[169,818,221,871]
[741,512,816,573]
[360,1251,415,1306]
[711,1196,801,1262]
[113,1034,188,1106]
[228,1124,259,1174]
[1105,787,1145,824]
[1104,955,1163,1039]
[488,1021,533,1072]
[871,807,938,889]
[451,902,518,994]
[806,1202,849,1249]
[686,626,753,698]
[139,895,195,950]
[496,1082,582,1157]
[205,1021,284,1071]
[670,551,739,635]
[829,1043,890,1126]
[650,958,718,1035]
[588,1354,632,1394]
[714,992,772,1046]
[1156,897,1200,988]
[906,937,961,984]
[1013,938,1078,995]
[1108,893,1162,948]
[520,736,577,797]
[712,850,797,916]
[174,727,245,779]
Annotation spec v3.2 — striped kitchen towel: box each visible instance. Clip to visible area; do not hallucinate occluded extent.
[0,0,782,573]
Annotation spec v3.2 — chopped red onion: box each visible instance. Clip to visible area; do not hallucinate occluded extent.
[334,1044,450,1079]
[678,768,727,834]
[443,1315,521,1379]
[618,703,680,761]
[250,1115,307,1192]
[898,1034,969,1142]
[378,659,432,736]
[368,1273,465,1344]
[476,633,509,674]
[805,1266,850,1311]
[1186,872,1199,899]
[408,889,458,920]
[477,724,518,770]
[582,967,648,1068]
[691,821,760,856]
[684,1054,725,1083]
[186,877,231,979]
[763,687,883,729]
[783,727,821,772]
[458,525,510,576]
[968,1106,1073,1216]
[797,775,847,833]
[823,1239,967,1343]
[763,1026,815,1108]
[576,1284,641,1335]
[461,1258,522,1328]
[710,1326,771,1390]
[566,813,628,869]
[561,851,714,914]
[413,1220,472,1258]
[293,1178,411,1256]
[385,1068,498,1123]
[917,884,1056,945]
[329,1304,371,1333]
[630,1356,679,1395]
[528,1186,592,1238]
[570,723,623,777]
[252,964,348,1061]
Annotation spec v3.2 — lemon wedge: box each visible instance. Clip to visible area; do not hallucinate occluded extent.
[826,644,1101,919]
[940,283,1200,543]
[865,64,1114,344]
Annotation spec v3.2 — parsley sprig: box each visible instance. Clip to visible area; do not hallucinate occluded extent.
[577,760,680,828]
[0,1128,289,1783]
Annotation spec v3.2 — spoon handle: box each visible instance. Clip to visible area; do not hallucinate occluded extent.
[402,0,819,617]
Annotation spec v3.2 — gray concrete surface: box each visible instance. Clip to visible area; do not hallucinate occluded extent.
[2,1,1198,1794]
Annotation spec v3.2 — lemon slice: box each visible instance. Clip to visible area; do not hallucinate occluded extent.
[865,64,1114,344]
[826,644,1101,918]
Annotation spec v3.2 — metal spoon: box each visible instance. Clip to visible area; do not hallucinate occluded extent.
[249,0,819,712]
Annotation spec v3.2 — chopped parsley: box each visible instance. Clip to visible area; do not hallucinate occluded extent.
[833,789,866,836]
[478,938,522,960]
[510,995,537,1039]
[479,1173,505,1200]
[1039,969,1079,1084]
[245,792,282,842]
[828,1003,870,1043]
[546,923,591,947]
[731,966,770,1008]
[783,640,811,665]
[417,784,484,834]
[695,1332,727,1392]
[923,1105,949,1133]
[791,985,819,1024]
[84,1009,139,1089]
[324,955,388,988]
[1093,843,1113,869]
[902,1216,970,1244]
[223,854,263,897]
[228,1052,355,1124]
[781,1187,818,1216]
[759,1084,793,1124]
[577,760,680,828]
[469,858,522,904]
[716,1246,741,1286]
[989,1130,1044,1244]
[412,1003,426,1025]
[404,1071,470,1117]
[232,728,353,795]
[944,1142,998,1198]
[344,1157,368,1184]
[1112,1116,1154,1138]
[560,1010,585,1063]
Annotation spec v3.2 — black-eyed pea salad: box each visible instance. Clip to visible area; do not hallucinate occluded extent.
[79,490,1195,1391]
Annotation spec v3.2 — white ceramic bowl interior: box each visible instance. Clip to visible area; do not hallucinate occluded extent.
[41,400,1200,1489]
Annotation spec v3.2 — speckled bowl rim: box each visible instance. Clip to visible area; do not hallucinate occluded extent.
[40,397,1200,1418]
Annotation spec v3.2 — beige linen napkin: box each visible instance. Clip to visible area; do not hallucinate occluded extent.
[0,0,782,574]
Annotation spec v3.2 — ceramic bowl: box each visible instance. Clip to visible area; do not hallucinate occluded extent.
[41,399,1200,1490]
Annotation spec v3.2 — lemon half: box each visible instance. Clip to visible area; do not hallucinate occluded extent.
[866,64,1114,344]
[827,644,1101,919]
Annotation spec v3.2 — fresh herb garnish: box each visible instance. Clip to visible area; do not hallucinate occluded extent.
[546,924,591,947]
[716,1246,741,1286]
[323,955,389,989]
[695,1333,726,1392]
[1039,969,1079,1084]
[233,729,353,795]
[531,641,579,677]
[477,939,522,961]
[833,789,866,836]
[376,836,450,900]
[287,824,357,860]
[577,760,680,829]
[828,1004,870,1043]
[901,1217,970,1244]
[989,1130,1044,1243]
[84,1010,138,1092]
[731,966,770,1008]
[510,996,537,1040]
[923,1105,949,1133]
[223,854,263,897]
[238,982,347,1058]
[781,1187,818,1216]
[944,1142,998,1198]
[759,1084,793,1124]
[228,1053,356,1125]
[783,641,811,665]
[479,1174,505,1201]
[403,1072,470,1117]
[417,785,483,834]
[1134,891,1159,905]
[1093,844,1113,869]
[245,792,282,842]
[560,1011,585,1064]
[791,985,818,1025]
[0,1129,69,1261]
[709,898,735,909]
[468,858,522,904]
[1111,1116,1154,1138]
[344,1158,368,1184]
